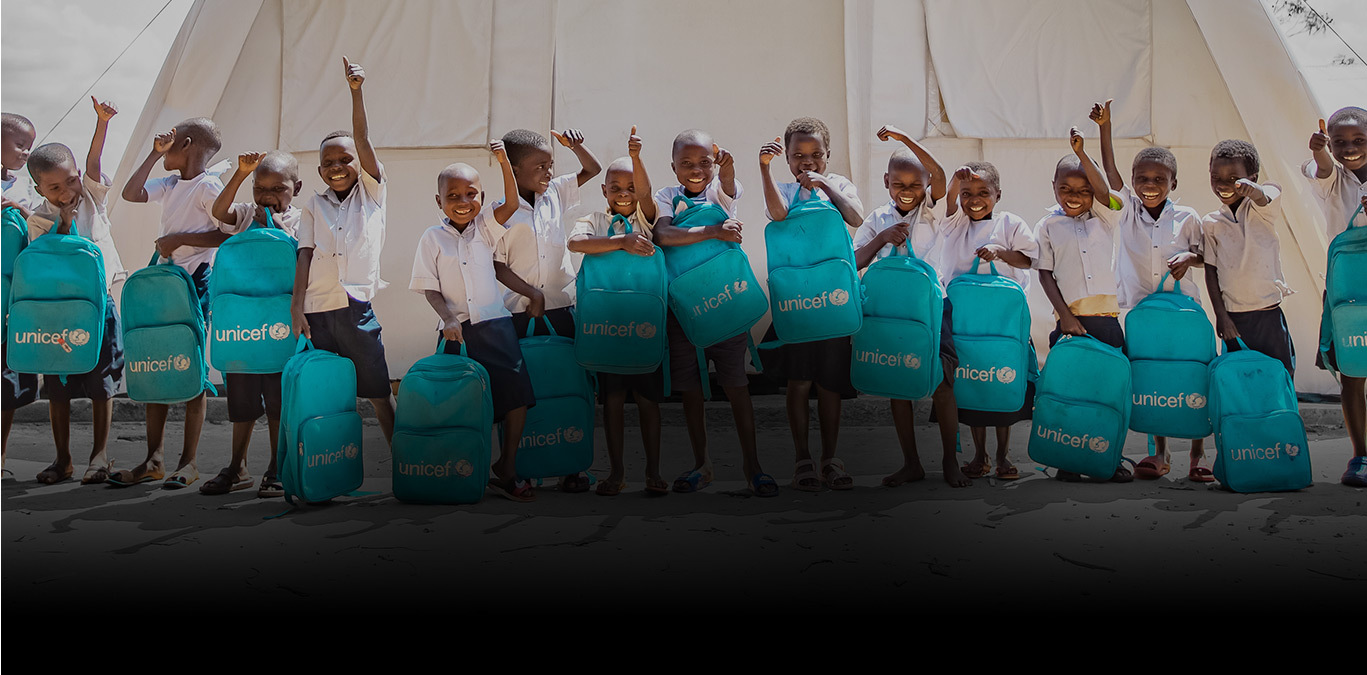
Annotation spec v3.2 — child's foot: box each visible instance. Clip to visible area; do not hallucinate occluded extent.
[881,462,926,487]
[559,472,591,494]
[163,464,199,490]
[643,473,669,496]
[487,476,535,502]
[791,459,821,492]
[943,462,972,488]
[107,459,165,487]
[200,467,253,495]
[820,458,854,491]
[257,473,284,498]
[961,456,991,479]
[672,467,712,493]
[1135,455,1170,479]
[595,478,627,497]
[1187,463,1215,483]
[994,455,1019,480]
[35,463,73,485]
[1342,457,1367,488]
[80,460,112,485]
[747,473,779,498]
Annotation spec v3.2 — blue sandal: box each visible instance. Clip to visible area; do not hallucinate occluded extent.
[672,469,710,494]
[1343,457,1367,488]
[748,473,778,498]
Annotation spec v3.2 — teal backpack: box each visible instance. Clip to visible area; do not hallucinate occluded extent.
[945,259,1033,412]
[210,208,298,374]
[504,318,595,480]
[661,195,769,348]
[1209,339,1311,493]
[6,231,107,377]
[1320,203,1367,377]
[120,253,214,403]
[849,242,943,400]
[763,191,862,343]
[1028,334,1132,479]
[2,207,29,342]
[574,213,668,377]
[1125,272,1215,438]
[277,337,365,503]
[392,340,492,504]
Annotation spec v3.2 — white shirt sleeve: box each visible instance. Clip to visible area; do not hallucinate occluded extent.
[144,175,175,203]
[1007,214,1040,262]
[1034,219,1056,270]
[551,173,581,214]
[360,161,387,204]
[297,199,317,249]
[84,172,113,206]
[220,202,257,234]
[409,227,441,293]
[570,213,599,240]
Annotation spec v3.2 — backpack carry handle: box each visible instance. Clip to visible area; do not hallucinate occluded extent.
[147,250,174,267]
[525,315,558,338]
[247,206,276,231]
[972,256,1001,276]
[611,213,633,235]
[437,338,468,357]
[295,335,313,354]
[1221,336,1252,355]
[1158,270,1180,293]
[1350,202,1365,230]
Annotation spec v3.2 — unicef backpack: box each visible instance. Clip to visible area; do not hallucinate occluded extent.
[1320,203,1367,377]
[1125,272,1216,438]
[661,195,769,348]
[392,340,492,504]
[850,243,943,400]
[277,337,364,504]
[7,232,107,377]
[1209,339,1311,493]
[575,213,668,377]
[210,209,298,373]
[504,317,595,480]
[2,207,29,342]
[763,191,862,343]
[945,259,1031,411]
[120,253,214,403]
[1028,334,1132,479]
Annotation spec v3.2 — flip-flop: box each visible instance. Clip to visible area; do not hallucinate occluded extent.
[257,474,284,499]
[821,458,854,491]
[80,463,112,485]
[748,472,779,498]
[199,468,254,495]
[961,460,991,479]
[595,479,627,497]
[2,468,14,481]
[672,469,710,494]
[791,459,821,492]
[1135,455,1170,479]
[162,468,199,490]
[35,464,73,485]
[995,465,1021,481]
[488,477,535,502]
[1188,465,1216,483]
[560,472,591,494]
[1342,457,1367,488]
[643,477,670,496]
[106,469,164,487]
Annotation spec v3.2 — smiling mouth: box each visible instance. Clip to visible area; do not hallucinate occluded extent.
[328,172,349,182]
[1343,154,1364,162]
[1140,192,1161,201]
[967,204,987,212]
[613,200,633,208]
[1218,190,1235,199]
[452,206,473,216]
[1064,201,1084,210]
[897,196,916,204]
[687,177,704,184]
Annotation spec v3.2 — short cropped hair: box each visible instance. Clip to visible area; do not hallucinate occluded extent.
[320,130,352,146]
[784,117,830,151]
[176,117,222,156]
[1328,106,1367,130]
[26,143,75,180]
[672,129,713,157]
[1133,146,1178,179]
[501,129,550,166]
[604,156,633,175]
[1054,154,1087,182]
[964,160,1000,192]
[887,148,924,174]
[258,150,299,182]
[2,113,35,137]
[1211,139,1259,175]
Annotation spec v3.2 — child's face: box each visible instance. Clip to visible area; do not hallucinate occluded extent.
[1131,160,1176,211]
[512,146,553,197]
[959,176,998,219]
[1209,157,1254,207]
[436,172,483,228]
[253,168,302,213]
[601,168,637,217]
[32,162,82,212]
[2,126,35,172]
[1328,119,1367,172]
[671,142,715,192]
[785,132,828,178]
[1053,170,1094,218]
[318,137,360,194]
[884,165,926,212]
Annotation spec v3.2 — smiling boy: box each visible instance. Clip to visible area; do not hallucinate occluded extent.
[3,112,40,466]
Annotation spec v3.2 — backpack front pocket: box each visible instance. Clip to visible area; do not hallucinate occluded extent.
[392,427,489,505]
[851,316,938,400]
[1331,302,1367,377]
[951,335,1027,412]
[6,298,103,375]
[1129,359,1212,438]
[575,289,667,373]
[210,293,295,373]
[1213,410,1311,493]
[667,248,768,347]
[123,323,205,403]
[296,410,364,502]
[1028,392,1125,478]
[514,394,595,480]
[767,259,861,343]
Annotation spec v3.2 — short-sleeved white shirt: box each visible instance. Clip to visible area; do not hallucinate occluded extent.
[144,172,225,273]
[570,207,654,240]
[2,172,41,212]
[765,174,864,223]
[1034,201,1122,307]
[221,202,301,238]
[297,165,387,313]
[26,172,124,290]
[1301,158,1367,242]
[852,198,948,283]
[493,173,581,313]
[1202,183,1292,313]
[937,209,1038,290]
[654,177,743,221]
[409,210,510,326]
[1115,188,1205,308]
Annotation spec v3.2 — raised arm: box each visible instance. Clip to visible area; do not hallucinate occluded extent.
[88,97,117,180]
[878,125,947,202]
[1089,100,1123,191]
[1233,179,1272,208]
[342,57,381,182]
[945,166,974,218]
[551,129,602,187]
[489,140,519,225]
[714,144,737,198]
[212,152,264,226]
[801,172,863,228]
[759,137,788,221]
[1309,118,1334,180]
[629,126,656,223]
[1070,127,1120,207]
[122,128,175,203]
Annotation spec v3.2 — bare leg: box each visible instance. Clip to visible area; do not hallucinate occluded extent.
[635,393,663,486]
[494,406,527,481]
[2,408,12,469]
[882,398,926,486]
[369,395,396,446]
[680,389,711,476]
[38,399,74,483]
[265,416,281,477]
[128,402,169,480]
[1344,375,1366,458]
[785,380,812,463]
[964,425,989,476]
[724,384,760,480]
[176,391,206,472]
[603,389,627,485]
[994,425,1015,475]
[816,383,841,464]
[935,384,971,487]
[1154,435,1171,465]
[226,420,254,479]
[90,398,112,469]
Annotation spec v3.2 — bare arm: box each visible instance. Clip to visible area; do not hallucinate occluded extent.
[342,57,381,182]
[212,152,264,225]
[551,129,602,187]
[494,260,545,317]
[810,174,863,228]
[291,248,314,338]
[1070,127,1121,207]
[1039,270,1086,336]
[1310,118,1334,179]
[628,127,656,223]
[878,125,947,202]
[1204,263,1239,340]
[714,144,737,198]
[123,128,175,203]
[653,217,741,247]
[759,138,787,221]
[87,97,117,181]
[489,140,519,225]
[855,226,904,271]
[1234,179,1272,208]
[1089,100,1123,191]
[423,290,464,344]
[945,167,971,218]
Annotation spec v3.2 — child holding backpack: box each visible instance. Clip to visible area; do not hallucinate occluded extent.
[3,112,40,468]
[23,99,126,485]
[757,117,864,493]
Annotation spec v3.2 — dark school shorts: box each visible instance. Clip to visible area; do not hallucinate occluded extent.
[305,297,393,399]
[665,311,749,392]
[1226,305,1295,377]
[441,317,536,423]
[42,295,124,403]
[1049,314,1125,351]
[226,372,282,423]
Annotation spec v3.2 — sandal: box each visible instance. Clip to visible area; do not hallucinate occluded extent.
[748,473,779,498]
[257,474,284,498]
[1188,465,1216,483]
[961,459,991,479]
[995,465,1021,481]
[107,468,164,487]
[36,464,73,485]
[162,467,199,490]
[821,458,854,491]
[560,472,591,494]
[200,468,254,495]
[595,479,627,497]
[791,459,821,492]
[1135,455,1170,479]
[1342,457,1367,488]
[644,476,670,496]
[672,469,710,494]
[80,463,112,485]
[488,477,536,502]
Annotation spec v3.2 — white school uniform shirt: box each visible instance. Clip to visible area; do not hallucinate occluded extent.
[297,164,388,314]
[570,207,654,240]
[936,209,1038,290]
[852,198,948,284]
[144,171,225,274]
[765,174,864,222]
[2,172,42,212]
[1201,183,1293,313]
[220,202,301,238]
[1301,158,1367,242]
[1034,200,1122,307]
[654,176,744,220]
[1115,188,1205,308]
[26,172,125,290]
[493,173,581,314]
[409,210,510,327]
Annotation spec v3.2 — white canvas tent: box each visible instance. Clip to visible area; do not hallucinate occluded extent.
[110,0,1360,395]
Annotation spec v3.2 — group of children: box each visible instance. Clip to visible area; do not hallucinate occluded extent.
[2,57,1364,499]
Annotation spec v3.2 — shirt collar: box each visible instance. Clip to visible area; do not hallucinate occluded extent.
[442,216,480,240]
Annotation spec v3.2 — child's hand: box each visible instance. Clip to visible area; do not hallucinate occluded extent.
[1310,118,1329,153]
[621,231,654,256]
[1234,178,1261,199]
[796,171,826,192]
[716,219,743,243]
[1089,99,1112,126]
[154,233,182,258]
[56,198,80,232]
[953,166,980,183]
[876,125,909,144]
[292,306,311,339]
[91,97,118,122]
[153,128,176,154]
[342,56,364,90]
[1166,251,1198,280]
[880,223,910,247]
[975,243,1007,261]
[441,319,464,344]
[490,139,509,164]
[253,203,270,226]
[526,290,546,318]
[1059,314,1088,337]
[237,151,265,174]
[627,126,642,158]
[1215,313,1240,340]
[551,129,585,148]
[1069,126,1085,154]
[759,137,783,166]
[713,144,734,171]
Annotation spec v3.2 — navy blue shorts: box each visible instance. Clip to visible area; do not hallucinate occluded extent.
[1049,315,1125,351]
[305,297,392,399]
[511,307,575,340]
[190,262,211,322]
[1226,305,1294,377]
[939,300,959,386]
[2,344,38,410]
[442,317,535,423]
[226,372,282,423]
[758,326,858,399]
[42,295,124,402]
[665,311,749,392]
[597,367,666,404]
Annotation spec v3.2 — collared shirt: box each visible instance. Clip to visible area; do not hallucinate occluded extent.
[221,202,301,237]
[937,209,1038,290]
[570,206,654,240]
[654,176,744,220]
[409,210,510,326]
[1115,187,1205,308]
[297,164,388,314]
[144,171,225,273]
[765,174,864,223]
[1202,183,1293,313]
[1301,158,1367,242]
[2,172,41,212]
[852,198,948,284]
[26,172,125,290]
[493,173,580,313]
[1035,199,1122,308]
